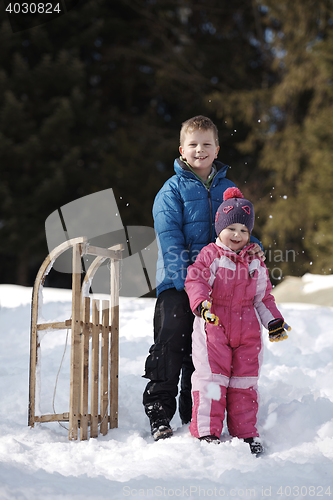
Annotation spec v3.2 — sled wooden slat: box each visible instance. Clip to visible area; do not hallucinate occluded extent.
[69,243,82,441]
[110,258,120,429]
[100,301,109,436]
[90,300,100,438]
[36,320,111,333]
[35,413,70,422]
[28,238,122,440]
[34,413,117,424]
[28,309,38,429]
[37,320,72,331]
[82,245,120,260]
[80,296,90,441]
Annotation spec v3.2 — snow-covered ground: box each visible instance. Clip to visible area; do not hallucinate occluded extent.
[0,279,333,499]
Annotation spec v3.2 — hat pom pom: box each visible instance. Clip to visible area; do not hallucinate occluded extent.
[223,187,244,201]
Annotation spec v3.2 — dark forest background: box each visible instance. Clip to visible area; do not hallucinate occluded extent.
[1,0,333,291]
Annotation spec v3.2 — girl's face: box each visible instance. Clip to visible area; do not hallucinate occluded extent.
[219,223,250,252]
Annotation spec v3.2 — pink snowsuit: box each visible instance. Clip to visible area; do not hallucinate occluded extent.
[185,239,284,439]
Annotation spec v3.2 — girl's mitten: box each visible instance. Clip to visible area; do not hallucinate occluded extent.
[199,300,219,325]
[268,318,291,342]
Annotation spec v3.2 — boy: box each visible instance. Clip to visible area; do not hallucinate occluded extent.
[142,116,262,441]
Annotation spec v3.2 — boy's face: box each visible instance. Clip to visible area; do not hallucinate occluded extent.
[179,129,219,179]
[219,223,250,252]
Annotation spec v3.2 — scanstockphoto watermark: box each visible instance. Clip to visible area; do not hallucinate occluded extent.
[264,247,296,280]
[122,484,332,497]
[122,485,256,497]
[4,0,82,33]
[45,188,159,299]
[166,245,296,283]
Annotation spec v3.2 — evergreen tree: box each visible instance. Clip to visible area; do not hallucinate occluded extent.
[0,4,97,284]
[8,1,331,285]
[254,0,333,278]
[0,0,269,286]
[210,0,333,280]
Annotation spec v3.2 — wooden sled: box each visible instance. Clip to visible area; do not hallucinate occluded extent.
[28,237,122,440]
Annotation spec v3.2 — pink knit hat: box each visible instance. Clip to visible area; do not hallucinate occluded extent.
[215,187,255,236]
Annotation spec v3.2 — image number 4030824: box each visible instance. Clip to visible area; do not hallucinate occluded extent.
[5,0,82,33]
[45,189,159,298]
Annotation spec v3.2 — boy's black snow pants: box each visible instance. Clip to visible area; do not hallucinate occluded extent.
[142,288,195,423]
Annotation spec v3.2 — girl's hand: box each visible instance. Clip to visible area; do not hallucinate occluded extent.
[268,319,291,342]
[199,301,219,325]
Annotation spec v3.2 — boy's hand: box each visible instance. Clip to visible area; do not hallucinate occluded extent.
[199,300,219,325]
[247,243,265,261]
[268,318,291,342]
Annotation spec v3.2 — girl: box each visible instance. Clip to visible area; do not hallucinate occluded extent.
[185,187,290,455]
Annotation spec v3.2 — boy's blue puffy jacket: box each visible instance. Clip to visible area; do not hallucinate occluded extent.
[154,158,236,295]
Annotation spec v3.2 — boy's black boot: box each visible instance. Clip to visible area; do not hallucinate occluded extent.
[244,437,264,456]
[145,402,173,441]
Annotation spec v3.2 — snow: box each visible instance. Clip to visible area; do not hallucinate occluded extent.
[0,281,333,499]
[302,273,333,294]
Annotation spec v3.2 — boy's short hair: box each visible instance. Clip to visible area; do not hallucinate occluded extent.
[180,115,219,146]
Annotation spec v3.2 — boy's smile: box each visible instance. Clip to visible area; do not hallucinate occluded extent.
[179,129,219,181]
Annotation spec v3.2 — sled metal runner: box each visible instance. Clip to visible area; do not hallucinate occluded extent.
[28,237,123,440]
